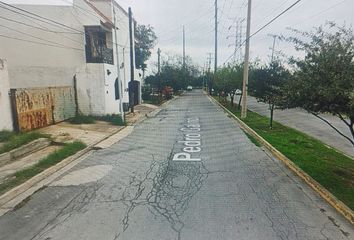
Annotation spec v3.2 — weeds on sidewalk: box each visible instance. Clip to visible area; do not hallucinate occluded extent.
[216,97,354,210]
[0,132,49,155]
[0,141,86,196]
[68,115,95,124]
[0,131,16,143]
[68,114,125,126]
[93,114,125,126]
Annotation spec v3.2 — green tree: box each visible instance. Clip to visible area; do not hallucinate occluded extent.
[145,54,201,100]
[286,23,354,147]
[249,61,290,129]
[214,64,243,107]
[135,24,157,70]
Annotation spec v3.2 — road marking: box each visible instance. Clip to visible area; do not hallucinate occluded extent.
[173,118,202,162]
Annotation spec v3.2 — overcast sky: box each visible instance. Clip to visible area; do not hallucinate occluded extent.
[4,0,354,72]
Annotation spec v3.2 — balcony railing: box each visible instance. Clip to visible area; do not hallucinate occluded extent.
[85,46,113,65]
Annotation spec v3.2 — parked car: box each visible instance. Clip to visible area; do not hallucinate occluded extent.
[187,86,193,91]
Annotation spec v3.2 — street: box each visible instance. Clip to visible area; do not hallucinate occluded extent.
[0,90,352,240]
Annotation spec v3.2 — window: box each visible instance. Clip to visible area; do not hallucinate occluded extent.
[84,26,113,64]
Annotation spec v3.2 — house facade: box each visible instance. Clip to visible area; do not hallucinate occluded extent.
[0,0,141,131]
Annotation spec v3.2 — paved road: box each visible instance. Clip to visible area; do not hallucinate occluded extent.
[244,96,354,158]
[0,90,353,240]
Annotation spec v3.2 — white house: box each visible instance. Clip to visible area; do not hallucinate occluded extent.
[0,0,141,131]
[0,59,13,130]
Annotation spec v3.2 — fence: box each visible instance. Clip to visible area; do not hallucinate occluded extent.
[10,87,76,131]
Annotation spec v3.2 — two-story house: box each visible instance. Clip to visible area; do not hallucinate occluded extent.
[0,0,141,131]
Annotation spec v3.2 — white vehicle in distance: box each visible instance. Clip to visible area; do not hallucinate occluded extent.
[187,85,193,91]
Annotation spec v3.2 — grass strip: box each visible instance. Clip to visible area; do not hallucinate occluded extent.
[0,132,49,154]
[215,97,354,210]
[0,141,86,196]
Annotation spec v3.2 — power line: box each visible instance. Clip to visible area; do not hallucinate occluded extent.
[60,0,128,31]
[252,0,292,26]
[0,15,80,34]
[249,0,301,39]
[157,3,214,36]
[291,0,348,27]
[0,1,82,33]
[0,34,84,51]
[0,23,83,50]
[0,1,128,49]
[222,0,302,65]
[0,14,85,46]
[158,7,214,39]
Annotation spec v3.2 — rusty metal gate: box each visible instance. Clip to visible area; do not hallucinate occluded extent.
[10,87,76,132]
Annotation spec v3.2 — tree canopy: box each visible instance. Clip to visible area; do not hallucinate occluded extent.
[135,24,157,70]
[213,64,243,107]
[249,60,290,128]
[285,23,354,145]
[145,54,202,91]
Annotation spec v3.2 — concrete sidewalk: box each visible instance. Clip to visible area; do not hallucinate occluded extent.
[0,103,159,211]
[244,96,354,158]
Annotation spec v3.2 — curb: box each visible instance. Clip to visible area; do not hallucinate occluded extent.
[207,94,354,225]
[0,126,126,209]
[133,96,177,125]
[0,138,51,167]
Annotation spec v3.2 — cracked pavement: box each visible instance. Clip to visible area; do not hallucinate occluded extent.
[0,90,353,240]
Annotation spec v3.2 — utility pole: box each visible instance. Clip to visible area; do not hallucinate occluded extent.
[233,21,238,62]
[237,19,244,62]
[203,62,206,90]
[128,7,135,113]
[214,0,218,73]
[227,18,244,63]
[183,25,186,69]
[157,48,162,102]
[207,53,213,73]
[207,52,213,95]
[113,2,125,122]
[157,48,161,74]
[241,0,252,119]
[270,34,277,62]
[183,25,187,85]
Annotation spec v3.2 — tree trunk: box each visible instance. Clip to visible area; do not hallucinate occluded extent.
[238,93,243,110]
[349,118,354,148]
[270,104,274,129]
[312,113,354,148]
